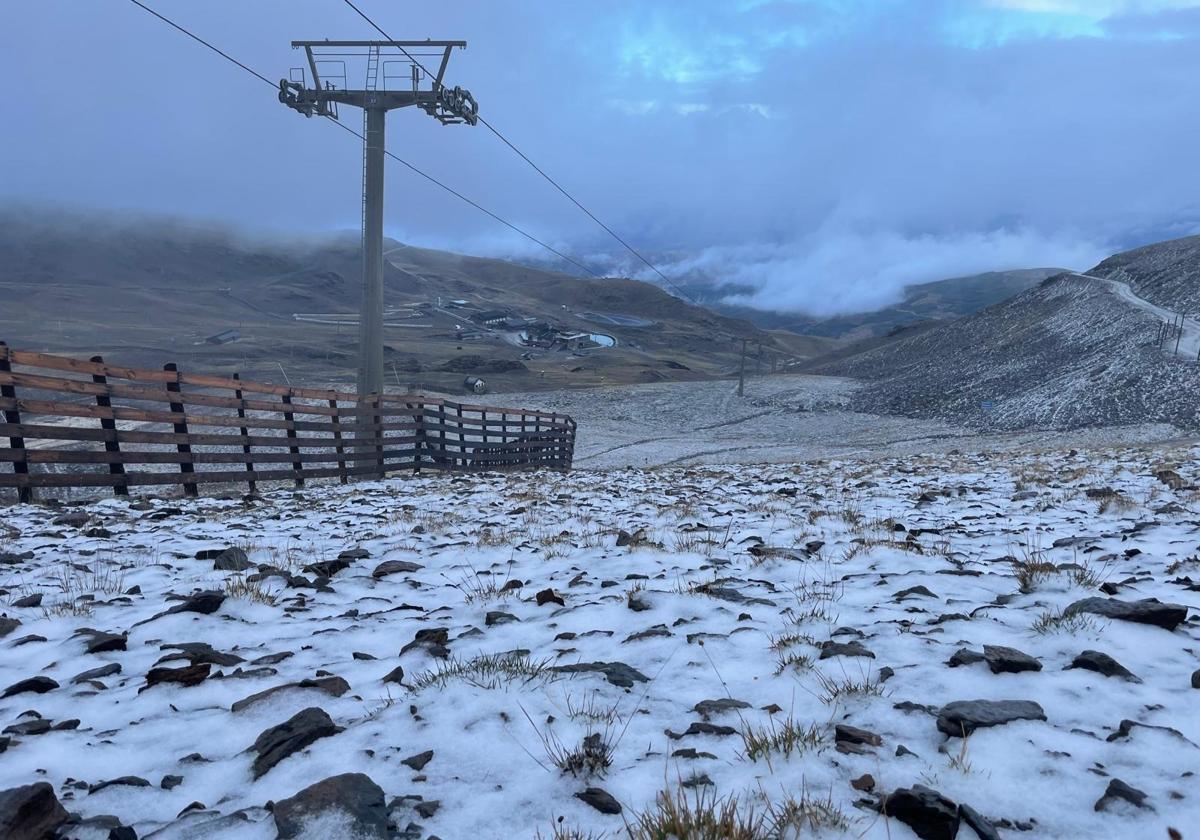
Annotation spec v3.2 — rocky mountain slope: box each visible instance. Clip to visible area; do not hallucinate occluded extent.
[807,258,1200,431]
[0,446,1197,838]
[1090,234,1200,314]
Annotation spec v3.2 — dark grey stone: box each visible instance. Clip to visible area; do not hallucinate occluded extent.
[371,560,423,578]
[71,663,121,684]
[1065,597,1189,630]
[959,803,1002,840]
[1067,650,1139,682]
[691,698,751,717]
[819,640,875,659]
[0,782,69,840]
[883,785,959,840]
[947,648,985,667]
[273,773,387,839]
[250,707,342,779]
[210,547,252,572]
[551,660,649,688]
[936,699,1046,737]
[2,676,57,697]
[231,676,350,713]
[401,750,433,771]
[983,645,1042,674]
[575,787,621,815]
[1094,778,1152,812]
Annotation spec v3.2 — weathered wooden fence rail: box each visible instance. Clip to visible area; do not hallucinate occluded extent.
[0,342,575,501]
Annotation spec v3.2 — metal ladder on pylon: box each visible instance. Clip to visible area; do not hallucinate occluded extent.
[361,45,381,248]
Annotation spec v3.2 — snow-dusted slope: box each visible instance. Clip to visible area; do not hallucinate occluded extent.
[810,274,1200,431]
[1,447,1198,838]
[1089,234,1200,314]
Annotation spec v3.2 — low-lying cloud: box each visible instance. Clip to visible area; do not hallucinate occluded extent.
[654,226,1109,317]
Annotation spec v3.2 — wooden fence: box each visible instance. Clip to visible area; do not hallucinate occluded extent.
[0,342,575,502]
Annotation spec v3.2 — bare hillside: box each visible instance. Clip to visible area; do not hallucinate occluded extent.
[0,210,773,395]
[807,273,1200,431]
[1089,234,1200,313]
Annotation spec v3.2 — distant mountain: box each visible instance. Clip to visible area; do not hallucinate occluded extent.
[682,268,1065,339]
[0,209,772,394]
[804,239,1200,431]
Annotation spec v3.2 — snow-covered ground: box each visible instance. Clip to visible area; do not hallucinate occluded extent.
[2,444,1199,839]
[479,375,1190,468]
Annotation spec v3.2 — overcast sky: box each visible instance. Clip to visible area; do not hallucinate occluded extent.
[7,0,1200,315]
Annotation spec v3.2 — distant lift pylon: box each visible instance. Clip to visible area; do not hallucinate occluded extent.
[279,39,478,407]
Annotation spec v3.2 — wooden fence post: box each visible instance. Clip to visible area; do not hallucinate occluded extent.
[89,355,127,497]
[455,403,464,468]
[164,362,197,498]
[329,395,347,485]
[281,391,303,488]
[233,373,257,495]
[411,399,424,475]
[374,393,385,478]
[0,341,32,503]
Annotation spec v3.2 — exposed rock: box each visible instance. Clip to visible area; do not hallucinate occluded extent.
[550,661,650,688]
[1192,668,1200,689]
[485,611,519,626]
[72,663,121,684]
[535,588,564,606]
[851,774,876,792]
[382,666,405,685]
[251,707,343,779]
[302,558,352,578]
[77,629,127,654]
[947,648,985,667]
[575,787,622,815]
[371,560,423,578]
[12,594,41,608]
[883,785,960,840]
[89,775,152,794]
[936,699,1047,737]
[144,663,211,689]
[1065,597,1189,630]
[161,774,184,790]
[819,640,875,659]
[692,698,751,718]
[231,676,350,713]
[0,782,69,840]
[1095,778,1152,812]
[2,676,57,697]
[400,628,451,658]
[1105,718,1196,746]
[0,618,19,639]
[983,645,1042,674]
[273,773,387,839]
[895,585,938,600]
[159,641,244,667]
[624,624,671,643]
[835,724,883,747]
[959,803,1002,840]
[666,722,738,739]
[401,750,434,771]
[1067,650,1139,682]
[203,547,252,572]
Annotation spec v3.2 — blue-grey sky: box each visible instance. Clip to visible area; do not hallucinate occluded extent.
[6,0,1200,315]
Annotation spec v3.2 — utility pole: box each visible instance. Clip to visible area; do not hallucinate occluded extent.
[279,40,478,405]
[737,338,747,397]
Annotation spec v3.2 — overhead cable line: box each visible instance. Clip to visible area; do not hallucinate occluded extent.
[124,0,602,278]
[340,0,698,303]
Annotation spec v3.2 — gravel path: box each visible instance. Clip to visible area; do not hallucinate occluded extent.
[479,375,1190,468]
